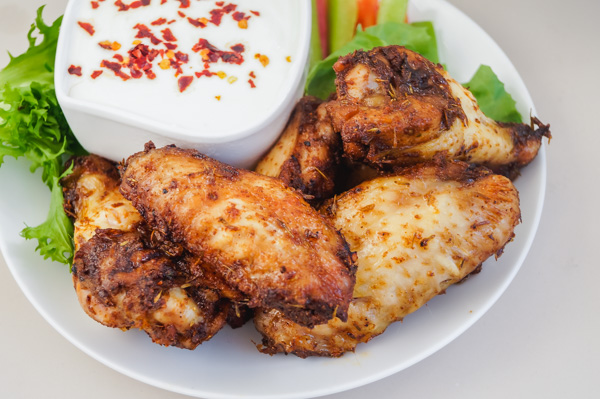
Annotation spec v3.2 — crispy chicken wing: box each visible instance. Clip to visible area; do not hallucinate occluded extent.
[326,46,550,176]
[63,155,228,349]
[255,96,341,203]
[254,159,520,357]
[119,143,356,327]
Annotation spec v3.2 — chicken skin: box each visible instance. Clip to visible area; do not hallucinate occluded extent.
[119,143,357,328]
[254,159,520,357]
[255,96,341,203]
[62,155,228,349]
[326,45,550,176]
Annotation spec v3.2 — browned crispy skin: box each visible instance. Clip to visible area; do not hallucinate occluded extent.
[73,230,227,349]
[63,155,228,349]
[255,159,521,357]
[326,46,550,176]
[120,143,356,327]
[255,96,341,203]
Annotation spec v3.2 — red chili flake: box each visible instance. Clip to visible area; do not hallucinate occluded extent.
[101,60,131,80]
[215,1,224,6]
[209,8,225,25]
[128,43,159,68]
[115,0,149,10]
[113,53,124,62]
[114,0,129,11]
[161,28,177,42]
[249,71,256,78]
[176,0,190,8]
[231,44,245,53]
[98,41,117,50]
[130,68,143,79]
[134,24,162,45]
[192,39,244,65]
[164,42,178,50]
[91,70,103,79]
[178,11,186,18]
[250,10,260,16]
[151,18,167,25]
[178,76,193,92]
[187,17,206,28]
[169,58,184,75]
[91,1,99,9]
[161,0,167,4]
[232,12,245,22]
[68,65,82,76]
[195,70,215,78]
[78,21,95,36]
[222,4,237,13]
[248,79,256,88]
[175,52,189,62]
[168,19,176,24]
[123,43,160,81]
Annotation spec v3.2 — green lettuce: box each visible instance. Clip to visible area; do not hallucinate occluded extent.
[0,7,85,265]
[463,65,523,123]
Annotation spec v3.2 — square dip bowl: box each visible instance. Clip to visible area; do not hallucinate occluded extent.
[55,0,311,168]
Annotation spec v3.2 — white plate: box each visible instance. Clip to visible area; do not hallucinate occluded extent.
[0,0,546,398]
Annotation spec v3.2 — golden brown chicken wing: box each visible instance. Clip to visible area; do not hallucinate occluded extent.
[254,159,521,357]
[326,45,550,176]
[119,143,356,328]
[255,96,341,203]
[63,155,228,349]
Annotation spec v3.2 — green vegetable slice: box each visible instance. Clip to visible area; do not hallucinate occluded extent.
[377,0,409,24]
[327,0,359,54]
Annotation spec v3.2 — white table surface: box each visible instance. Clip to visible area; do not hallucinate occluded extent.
[1,0,598,398]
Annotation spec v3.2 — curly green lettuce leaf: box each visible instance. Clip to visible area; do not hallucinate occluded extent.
[463,65,523,123]
[21,166,75,265]
[0,7,85,265]
[305,21,439,99]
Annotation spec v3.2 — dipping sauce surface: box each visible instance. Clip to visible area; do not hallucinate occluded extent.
[65,0,301,137]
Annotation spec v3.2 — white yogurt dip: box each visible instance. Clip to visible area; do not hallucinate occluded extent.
[55,0,309,167]
[65,0,300,134]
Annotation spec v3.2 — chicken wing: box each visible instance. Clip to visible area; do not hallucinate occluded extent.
[255,96,341,203]
[63,155,228,349]
[254,159,520,357]
[326,45,550,176]
[119,143,356,327]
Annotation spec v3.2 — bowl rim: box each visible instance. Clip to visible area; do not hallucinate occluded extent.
[54,0,311,145]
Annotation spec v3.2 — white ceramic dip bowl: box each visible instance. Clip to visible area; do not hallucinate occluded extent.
[55,0,310,168]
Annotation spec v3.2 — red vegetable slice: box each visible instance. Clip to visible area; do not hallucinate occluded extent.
[357,0,379,28]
